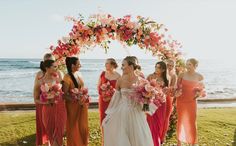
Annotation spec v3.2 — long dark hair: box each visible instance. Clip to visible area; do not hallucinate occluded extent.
[40,53,54,72]
[40,61,46,72]
[65,57,79,88]
[156,61,168,87]
[40,60,55,72]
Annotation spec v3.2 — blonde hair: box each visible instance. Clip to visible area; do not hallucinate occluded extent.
[43,53,54,61]
[176,59,185,67]
[167,59,175,66]
[187,58,198,67]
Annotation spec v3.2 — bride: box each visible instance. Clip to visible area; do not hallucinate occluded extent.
[102,56,154,146]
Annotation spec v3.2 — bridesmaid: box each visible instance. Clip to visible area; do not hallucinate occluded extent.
[175,59,186,76]
[34,60,66,146]
[63,57,89,146]
[176,58,204,146]
[34,53,55,146]
[97,58,120,145]
[167,60,177,87]
[97,58,120,124]
[161,60,177,139]
[146,61,169,146]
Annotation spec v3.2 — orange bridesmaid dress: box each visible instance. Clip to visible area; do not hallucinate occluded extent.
[176,79,199,144]
[63,74,89,146]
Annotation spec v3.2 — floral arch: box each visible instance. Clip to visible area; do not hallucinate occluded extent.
[48,13,182,138]
[49,14,182,69]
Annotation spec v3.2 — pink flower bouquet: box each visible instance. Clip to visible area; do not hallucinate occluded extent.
[130,78,166,111]
[100,81,115,102]
[40,82,63,104]
[71,87,91,105]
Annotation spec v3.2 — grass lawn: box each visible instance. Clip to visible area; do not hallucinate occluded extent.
[0,108,235,146]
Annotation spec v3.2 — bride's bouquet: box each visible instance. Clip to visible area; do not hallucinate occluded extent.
[40,82,63,104]
[100,81,115,102]
[70,87,91,105]
[130,78,166,111]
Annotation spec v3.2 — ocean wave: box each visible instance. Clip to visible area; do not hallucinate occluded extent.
[0,71,36,79]
[80,69,100,72]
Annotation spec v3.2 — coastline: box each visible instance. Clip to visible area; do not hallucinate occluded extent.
[1,97,236,111]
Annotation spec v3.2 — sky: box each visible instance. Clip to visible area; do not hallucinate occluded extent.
[0,0,236,60]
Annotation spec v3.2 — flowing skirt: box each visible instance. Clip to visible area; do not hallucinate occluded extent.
[42,101,66,145]
[147,102,166,146]
[176,100,197,144]
[36,104,48,145]
[66,101,89,146]
[103,90,154,146]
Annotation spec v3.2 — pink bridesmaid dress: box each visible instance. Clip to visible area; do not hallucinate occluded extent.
[147,102,166,146]
[161,94,174,141]
[36,104,48,146]
[41,89,67,145]
[176,79,199,144]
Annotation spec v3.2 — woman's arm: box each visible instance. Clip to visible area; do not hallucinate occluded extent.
[97,77,102,94]
[170,74,177,88]
[33,80,43,104]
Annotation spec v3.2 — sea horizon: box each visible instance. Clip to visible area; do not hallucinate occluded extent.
[0,58,236,103]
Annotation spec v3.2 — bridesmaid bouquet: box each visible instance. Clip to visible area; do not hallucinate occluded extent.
[193,82,206,99]
[130,78,166,111]
[100,81,115,102]
[174,83,183,98]
[40,82,63,104]
[70,87,91,104]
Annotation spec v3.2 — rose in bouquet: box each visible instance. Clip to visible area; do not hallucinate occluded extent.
[40,82,63,104]
[71,87,91,105]
[130,78,166,111]
[100,81,115,102]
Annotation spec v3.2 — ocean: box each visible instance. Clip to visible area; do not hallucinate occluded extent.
[0,58,236,103]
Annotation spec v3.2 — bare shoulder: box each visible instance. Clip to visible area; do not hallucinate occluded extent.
[196,72,204,81]
[35,70,44,79]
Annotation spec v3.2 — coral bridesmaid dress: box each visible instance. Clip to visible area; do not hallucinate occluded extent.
[176,79,199,144]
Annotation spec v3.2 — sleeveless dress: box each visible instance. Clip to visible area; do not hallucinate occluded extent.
[63,74,89,146]
[36,103,48,145]
[41,80,66,145]
[103,89,154,146]
[176,79,199,144]
[36,74,48,146]
[147,80,167,146]
[98,71,117,125]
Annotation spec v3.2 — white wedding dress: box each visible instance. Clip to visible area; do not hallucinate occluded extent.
[102,88,155,146]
